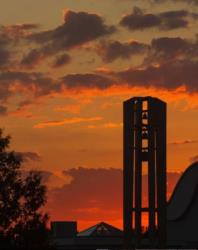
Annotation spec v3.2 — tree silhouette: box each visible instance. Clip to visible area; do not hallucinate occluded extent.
[0,129,49,249]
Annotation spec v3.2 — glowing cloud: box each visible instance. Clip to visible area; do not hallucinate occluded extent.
[34,116,103,129]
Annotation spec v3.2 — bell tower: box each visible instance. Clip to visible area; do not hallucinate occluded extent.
[123,97,166,248]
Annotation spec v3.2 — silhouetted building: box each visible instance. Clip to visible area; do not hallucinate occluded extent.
[51,221,123,249]
[77,222,122,237]
[167,161,198,247]
[123,97,166,248]
[51,221,77,238]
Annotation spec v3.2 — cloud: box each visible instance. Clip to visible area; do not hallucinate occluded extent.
[21,49,46,68]
[21,170,73,190]
[0,23,41,70]
[45,167,181,228]
[19,10,115,68]
[1,56,198,110]
[62,73,115,89]
[115,59,198,93]
[147,0,198,4]
[52,54,71,68]
[18,58,198,98]
[0,105,7,115]
[120,7,161,30]
[88,122,123,129]
[21,51,71,69]
[152,37,189,54]
[151,36,198,64]
[0,11,197,109]
[144,37,195,64]
[46,167,123,225]
[0,71,60,101]
[0,37,11,68]
[160,10,196,30]
[15,151,41,162]
[0,71,111,110]
[97,40,148,62]
[29,10,115,53]
[178,0,198,3]
[0,24,40,70]
[34,116,103,128]
[169,139,198,145]
[120,7,196,31]
[54,104,81,114]
[1,23,39,39]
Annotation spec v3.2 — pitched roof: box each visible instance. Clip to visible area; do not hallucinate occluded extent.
[77,222,123,237]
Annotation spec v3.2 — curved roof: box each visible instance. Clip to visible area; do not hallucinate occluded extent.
[167,162,198,221]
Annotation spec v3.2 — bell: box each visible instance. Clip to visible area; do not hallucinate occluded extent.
[142,131,148,139]
[142,125,147,130]
[142,148,148,161]
[142,112,148,119]
[142,148,148,152]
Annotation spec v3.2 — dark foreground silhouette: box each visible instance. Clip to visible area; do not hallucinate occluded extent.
[0,129,51,250]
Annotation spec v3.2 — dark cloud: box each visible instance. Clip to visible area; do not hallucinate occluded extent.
[29,10,115,54]
[1,23,39,39]
[47,167,122,222]
[0,48,10,68]
[115,59,198,93]
[62,73,115,89]
[0,71,61,106]
[151,37,189,54]
[180,0,198,3]
[1,33,198,109]
[148,0,168,2]
[0,71,43,82]
[21,47,70,69]
[0,37,11,68]
[144,37,194,64]
[52,54,71,68]
[21,49,44,68]
[1,55,198,108]
[120,7,196,31]
[20,48,53,69]
[35,56,198,94]
[0,105,7,115]
[148,0,198,4]
[10,24,39,29]
[120,7,161,30]
[159,10,189,30]
[60,59,198,93]
[15,151,41,162]
[45,167,181,223]
[19,10,115,68]
[97,40,148,62]
[0,23,40,69]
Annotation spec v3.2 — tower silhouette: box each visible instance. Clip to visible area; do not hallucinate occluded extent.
[123,97,167,248]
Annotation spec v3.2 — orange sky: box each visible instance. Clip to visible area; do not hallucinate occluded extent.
[0,0,198,231]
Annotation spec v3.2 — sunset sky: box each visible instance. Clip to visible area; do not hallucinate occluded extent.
[0,0,198,230]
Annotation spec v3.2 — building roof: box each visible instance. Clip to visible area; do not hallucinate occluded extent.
[167,161,198,220]
[77,222,123,237]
